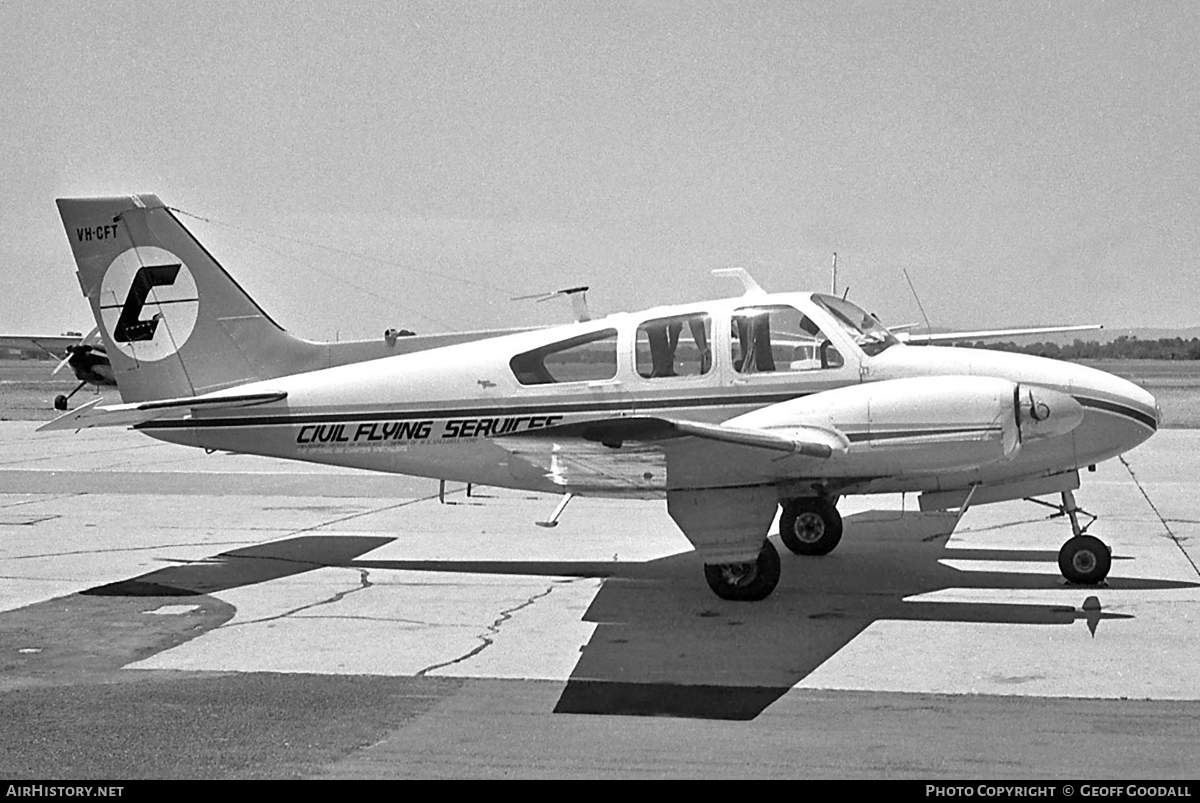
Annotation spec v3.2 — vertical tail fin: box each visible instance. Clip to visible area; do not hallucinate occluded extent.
[57,195,330,402]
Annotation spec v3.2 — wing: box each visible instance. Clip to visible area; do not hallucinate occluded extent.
[0,335,82,357]
[899,324,1101,345]
[496,415,850,494]
[496,375,1060,495]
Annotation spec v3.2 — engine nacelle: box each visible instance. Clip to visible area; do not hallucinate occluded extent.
[1015,384,1084,442]
[725,376,1083,476]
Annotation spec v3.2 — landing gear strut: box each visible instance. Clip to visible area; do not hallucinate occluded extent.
[1048,490,1111,584]
[703,540,781,601]
[778,497,843,555]
[54,381,88,411]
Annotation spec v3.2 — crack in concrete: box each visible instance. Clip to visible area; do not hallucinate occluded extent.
[271,615,473,626]
[1120,455,1200,579]
[220,567,375,629]
[415,581,565,676]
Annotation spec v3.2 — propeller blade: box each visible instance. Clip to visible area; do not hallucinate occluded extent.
[51,327,100,376]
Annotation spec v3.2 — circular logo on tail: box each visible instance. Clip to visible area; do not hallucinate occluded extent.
[99,246,200,362]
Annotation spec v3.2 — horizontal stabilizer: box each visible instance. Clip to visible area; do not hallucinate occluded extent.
[37,391,287,432]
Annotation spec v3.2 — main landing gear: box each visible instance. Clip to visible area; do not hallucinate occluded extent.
[700,495,842,601]
[703,540,781,601]
[1053,490,1111,584]
[778,497,843,555]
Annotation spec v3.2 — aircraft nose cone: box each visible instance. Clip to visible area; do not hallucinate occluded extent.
[1068,363,1160,433]
[1111,374,1158,428]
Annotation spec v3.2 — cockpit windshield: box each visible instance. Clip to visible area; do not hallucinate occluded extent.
[811,294,900,357]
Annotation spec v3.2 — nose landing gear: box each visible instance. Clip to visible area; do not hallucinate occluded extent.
[1038,490,1111,584]
[1058,534,1112,584]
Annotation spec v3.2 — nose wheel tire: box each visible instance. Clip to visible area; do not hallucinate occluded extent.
[703,540,781,601]
[779,498,843,556]
[1058,535,1112,584]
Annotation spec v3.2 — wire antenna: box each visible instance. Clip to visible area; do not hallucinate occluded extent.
[902,268,933,336]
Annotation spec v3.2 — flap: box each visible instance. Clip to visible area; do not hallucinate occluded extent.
[526,416,848,458]
[495,415,848,492]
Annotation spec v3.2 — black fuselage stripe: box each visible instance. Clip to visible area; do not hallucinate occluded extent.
[1075,396,1157,430]
[845,427,1001,442]
[134,392,1154,433]
[136,392,810,430]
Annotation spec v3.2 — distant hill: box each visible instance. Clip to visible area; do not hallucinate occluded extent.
[1099,327,1200,343]
[923,327,1200,361]
[904,326,1200,347]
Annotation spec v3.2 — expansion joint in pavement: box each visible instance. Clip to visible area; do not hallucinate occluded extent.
[0,493,81,510]
[279,492,457,540]
[1120,455,1200,579]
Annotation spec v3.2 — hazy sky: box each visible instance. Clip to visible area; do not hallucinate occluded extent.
[2,1,1198,340]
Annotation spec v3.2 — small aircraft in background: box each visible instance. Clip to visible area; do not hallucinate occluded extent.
[41,194,1159,602]
[0,329,116,409]
[1,325,439,411]
[3,316,516,414]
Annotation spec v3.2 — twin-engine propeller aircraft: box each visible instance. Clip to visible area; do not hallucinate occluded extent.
[43,195,1160,602]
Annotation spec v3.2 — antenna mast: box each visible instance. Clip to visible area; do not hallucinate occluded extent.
[902,268,933,336]
[831,252,838,295]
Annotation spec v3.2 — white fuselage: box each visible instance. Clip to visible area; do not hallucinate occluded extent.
[137,292,1158,500]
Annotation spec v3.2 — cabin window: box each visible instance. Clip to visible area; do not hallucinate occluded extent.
[635,313,712,379]
[730,305,844,373]
[510,329,619,385]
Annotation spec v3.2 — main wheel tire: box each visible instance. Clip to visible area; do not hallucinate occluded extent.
[779,498,843,556]
[1058,535,1112,584]
[703,540,781,602]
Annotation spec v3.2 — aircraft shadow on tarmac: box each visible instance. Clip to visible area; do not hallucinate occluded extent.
[82,511,1198,721]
